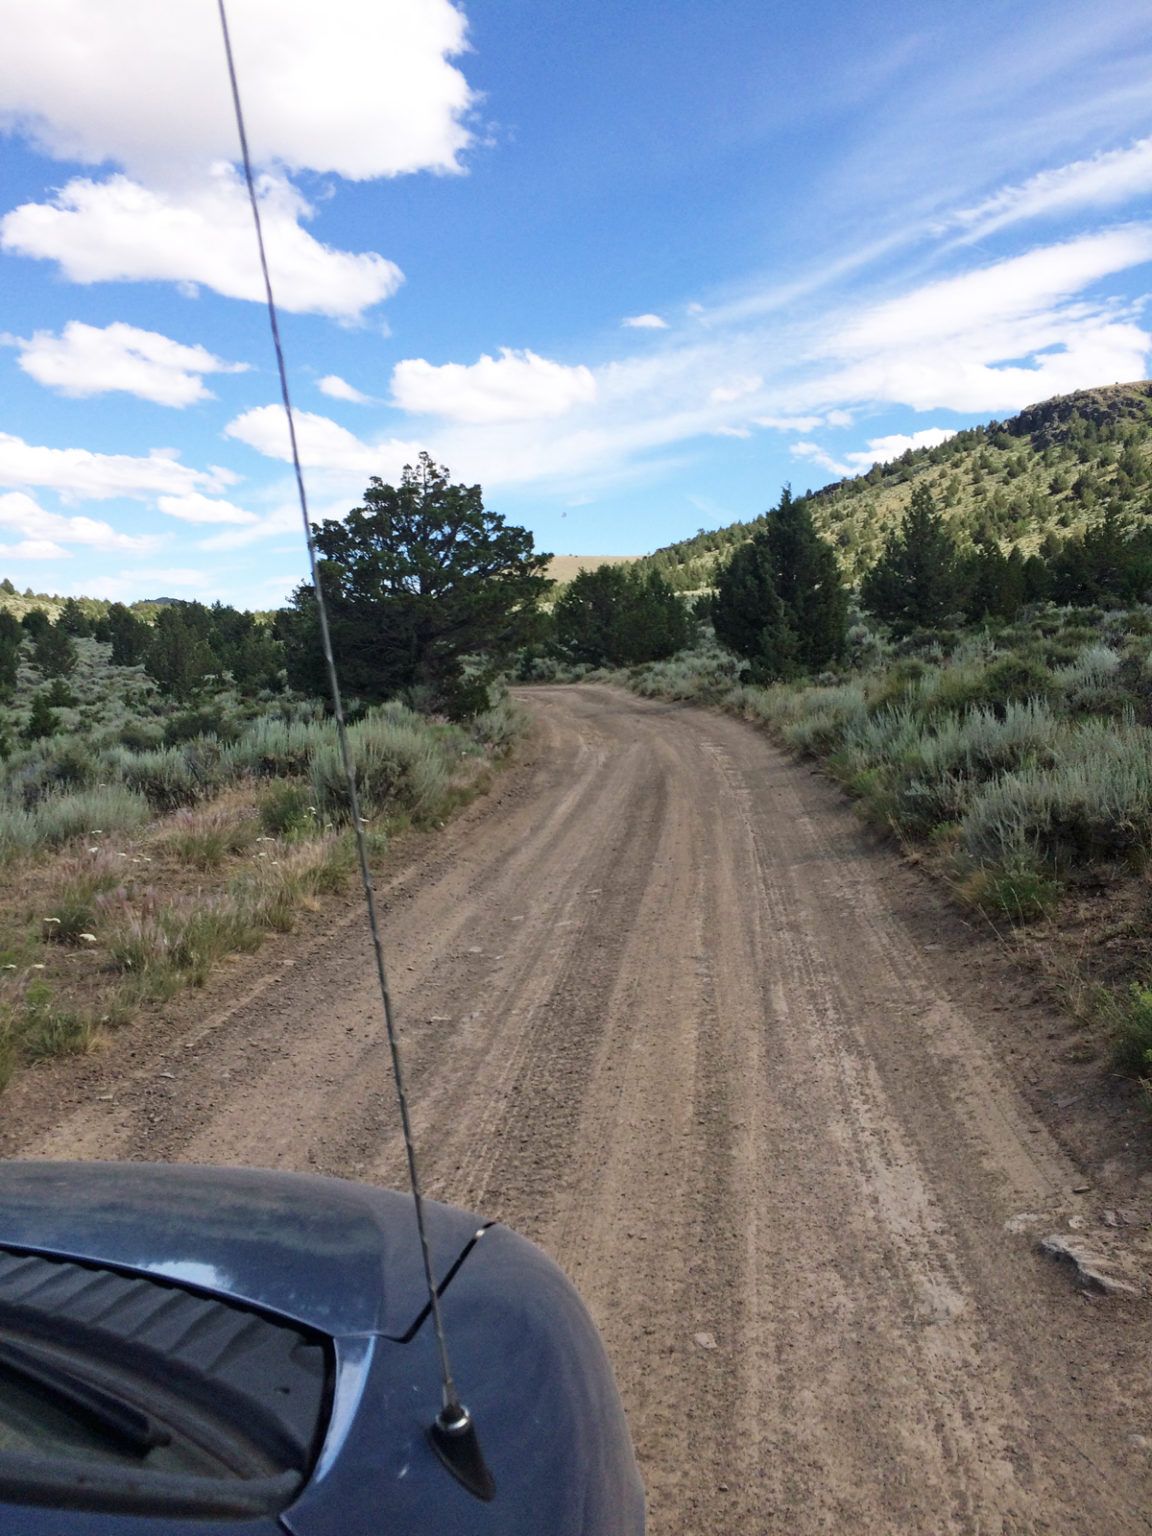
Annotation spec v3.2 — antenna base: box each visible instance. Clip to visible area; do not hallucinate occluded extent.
[429,1404,496,1502]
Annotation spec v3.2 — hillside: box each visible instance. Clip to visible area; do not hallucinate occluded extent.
[636,380,1152,590]
[0,589,163,624]
[546,554,639,585]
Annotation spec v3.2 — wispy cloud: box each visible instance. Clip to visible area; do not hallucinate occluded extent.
[622,313,669,330]
[947,136,1152,242]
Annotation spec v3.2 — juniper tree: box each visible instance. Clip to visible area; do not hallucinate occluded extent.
[712,488,847,680]
[553,564,689,667]
[860,484,961,631]
[23,691,58,742]
[32,621,77,678]
[280,453,552,715]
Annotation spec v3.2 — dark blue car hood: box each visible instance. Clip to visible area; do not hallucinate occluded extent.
[0,1161,483,1338]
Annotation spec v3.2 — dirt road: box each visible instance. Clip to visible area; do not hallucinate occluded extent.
[5,684,1152,1532]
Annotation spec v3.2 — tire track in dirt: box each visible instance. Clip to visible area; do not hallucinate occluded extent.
[5,684,1152,1533]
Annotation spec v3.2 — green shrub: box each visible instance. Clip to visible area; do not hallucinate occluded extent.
[232,716,336,778]
[962,721,1152,869]
[118,747,202,809]
[1112,983,1152,1078]
[163,705,242,746]
[957,866,1061,923]
[0,977,95,1069]
[258,779,320,837]
[310,707,456,824]
[29,786,151,851]
[469,696,529,751]
[18,981,95,1061]
[117,720,164,752]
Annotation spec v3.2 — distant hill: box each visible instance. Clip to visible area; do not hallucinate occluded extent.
[0,590,170,624]
[546,554,639,585]
[636,380,1152,590]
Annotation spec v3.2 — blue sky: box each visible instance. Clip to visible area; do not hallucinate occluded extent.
[1,0,1151,608]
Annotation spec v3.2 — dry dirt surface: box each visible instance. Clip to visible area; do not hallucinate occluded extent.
[5,683,1152,1533]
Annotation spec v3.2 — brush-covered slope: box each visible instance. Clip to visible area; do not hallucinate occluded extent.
[637,380,1152,589]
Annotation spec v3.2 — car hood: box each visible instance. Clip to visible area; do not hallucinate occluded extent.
[0,1161,485,1338]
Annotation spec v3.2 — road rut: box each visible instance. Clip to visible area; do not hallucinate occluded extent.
[5,684,1152,1533]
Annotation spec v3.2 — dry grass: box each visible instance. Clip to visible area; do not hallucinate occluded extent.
[546,554,639,586]
[0,701,527,1091]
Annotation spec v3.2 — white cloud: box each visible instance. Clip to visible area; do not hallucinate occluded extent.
[858,429,957,462]
[0,433,231,501]
[949,136,1152,241]
[622,314,669,330]
[14,320,248,406]
[157,492,258,525]
[390,349,597,423]
[1,170,403,322]
[0,490,159,552]
[0,538,69,561]
[0,0,475,182]
[224,405,385,473]
[792,428,957,479]
[318,374,375,405]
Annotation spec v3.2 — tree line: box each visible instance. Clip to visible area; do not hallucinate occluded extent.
[7,450,1151,731]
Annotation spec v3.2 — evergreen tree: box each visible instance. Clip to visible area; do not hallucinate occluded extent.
[963,539,1027,621]
[0,577,15,595]
[712,488,847,679]
[32,622,77,678]
[1048,505,1152,606]
[105,603,151,666]
[712,537,794,681]
[762,489,848,669]
[553,564,689,667]
[0,610,21,650]
[23,692,58,742]
[860,485,962,631]
[280,454,551,713]
[0,623,18,701]
[56,597,93,637]
[144,607,217,700]
[205,604,284,691]
[20,608,50,639]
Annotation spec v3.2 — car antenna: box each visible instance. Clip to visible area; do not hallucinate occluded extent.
[214,0,494,1503]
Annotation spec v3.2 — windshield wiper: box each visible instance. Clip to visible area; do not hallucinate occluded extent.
[0,1336,170,1457]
